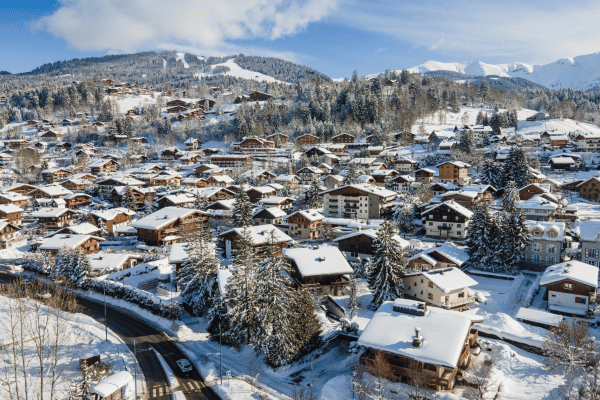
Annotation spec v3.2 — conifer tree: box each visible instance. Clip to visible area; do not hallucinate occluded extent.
[224,228,259,345]
[194,191,208,210]
[531,153,541,170]
[279,180,292,197]
[290,286,321,356]
[87,213,97,226]
[71,249,92,288]
[254,231,298,366]
[306,177,323,208]
[459,129,475,153]
[144,196,154,216]
[465,201,491,267]
[231,186,253,228]
[367,220,406,309]
[343,162,361,185]
[502,181,520,212]
[98,218,109,237]
[395,204,416,234]
[50,247,73,283]
[122,185,137,211]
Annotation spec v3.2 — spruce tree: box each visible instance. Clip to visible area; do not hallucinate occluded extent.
[223,228,259,345]
[290,286,321,356]
[395,204,416,234]
[502,181,520,212]
[144,196,154,216]
[279,180,292,197]
[254,231,298,366]
[465,201,491,268]
[306,177,323,208]
[72,249,92,288]
[367,220,406,309]
[459,129,475,153]
[194,191,208,210]
[122,185,137,211]
[98,219,109,237]
[343,162,361,185]
[231,187,253,228]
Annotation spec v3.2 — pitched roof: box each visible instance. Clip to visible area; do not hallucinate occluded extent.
[39,234,104,250]
[131,207,206,230]
[284,245,353,277]
[540,261,598,288]
[580,220,600,242]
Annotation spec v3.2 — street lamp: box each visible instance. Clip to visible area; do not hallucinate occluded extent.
[103,289,107,342]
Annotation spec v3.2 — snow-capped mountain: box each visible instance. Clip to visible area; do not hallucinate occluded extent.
[403,52,600,90]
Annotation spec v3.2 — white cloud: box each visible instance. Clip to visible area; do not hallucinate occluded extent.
[36,0,339,54]
[333,0,600,64]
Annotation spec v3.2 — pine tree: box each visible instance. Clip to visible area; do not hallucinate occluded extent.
[465,201,491,268]
[194,191,208,210]
[98,218,109,237]
[502,181,520,212]
[50,247,74,283]
[531,153,541,170]
[459,129,475,153]
[346,274,362,320]
[144,196,154,216]
[306,177,323,208]
[279,180,292,197]
[72,249,92,288]
[254,231,298,366]
[290,286,321,356]
[395,204,416,234]
[122,185,137,211]
[504,147,534,188]
[87,213,97,226]
[231,187,253,228]
[367,220,406,309]
[223,228,259,345]
[343,162,361,185]
[503,209,531,273]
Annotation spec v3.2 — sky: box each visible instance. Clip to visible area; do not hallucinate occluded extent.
[2,0,600,79]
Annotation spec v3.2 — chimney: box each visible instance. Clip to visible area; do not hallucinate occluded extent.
[413,327,423,348]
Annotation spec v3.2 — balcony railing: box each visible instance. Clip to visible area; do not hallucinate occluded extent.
[441,295,475,309]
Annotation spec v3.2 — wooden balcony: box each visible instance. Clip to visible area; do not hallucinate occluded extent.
[469,329,478,347]
[441,295,476,309]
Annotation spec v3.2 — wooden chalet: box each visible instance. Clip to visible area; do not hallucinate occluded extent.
[296,134,319,146]
[41,168,70,184]
[32,208,77,230]
[131,208,210,247]
[219,225,292,259]
[88,159,119,174]
[285,210,324,240]
[63,193,92,209]
[331,133,354,144]
[266,133,289,145]
[0,205,23,226]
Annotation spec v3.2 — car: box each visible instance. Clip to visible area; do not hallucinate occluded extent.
[176,359,192,373]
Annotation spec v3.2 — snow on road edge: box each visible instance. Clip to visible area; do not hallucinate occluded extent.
[151,346,179,389]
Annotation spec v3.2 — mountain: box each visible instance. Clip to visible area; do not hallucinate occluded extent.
[405,52,600,91]
[20,51,330,84]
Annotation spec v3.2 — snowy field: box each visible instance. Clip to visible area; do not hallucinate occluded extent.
[195,58,285,83]
[0,294,142,400]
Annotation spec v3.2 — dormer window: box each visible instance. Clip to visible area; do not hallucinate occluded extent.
[533,230,541,236]
[548,231,556,238]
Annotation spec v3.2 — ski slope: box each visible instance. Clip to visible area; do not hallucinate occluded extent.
[175,52,189,68]
[195,58,284,83]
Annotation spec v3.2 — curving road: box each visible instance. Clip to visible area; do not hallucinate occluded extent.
[0,272,220,400]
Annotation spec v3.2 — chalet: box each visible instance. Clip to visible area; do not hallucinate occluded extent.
[253,207,287,226]
[184,138,200,151]
[90,208,136,232]
[61,178,93,191]
[368,146,384,156]
[63,193,91,209]
[203,175,235,187]
[53,223,101,237]
[297,167,324,184]
[334,228,408,262]
[266,133,289,145]
[358,299,482,391]
[110,186,154,209]
[40,130,63,141]
[394,157,418,173]
[274,174,300,188]
[232,137,275,154]
[89,253,139,275]
[198,98,216,110]
[41,168,70,184]
[166,105,188,114]
[296,134,319,146]
[166,98,199,108]
[407,242,469,272]
[131,207,210,247]
[32,208,77,230]
[519,183,552,201]
[0,192,29,207]
[90,371,133,400]
[523,221,566,272]
[517,195,558,221]
[328,144,347,156]
[156,193,195,209]
[0,205,23,226]
[540,261,598,316]
[160,147,182,161]
[437,161,470,186]
[577,177,600,202]
[414,168,435,184]
[194,163,221,176]
[219,224,292,259]
[4,183,37,195]
[403,268,478,310]
[209,155,252,168]
[439,190,481,211]
[321,185,397,219]
[180,177,208,188]
[28,185,73,199]
[550,156,576,171]
[286,210,324,240]
[150,174,182,187]
[96,177,144,199]
[579,220,600,267]
[429,130,455,144]
[350,158,377,169]
[39,234,104,255]
[550,135,569,149]
[284,245,353,295]
[87,159,119,174]
[257,196,294,210]
[240,170,277,183]
[177,108,206,120]
[422,201,472,240]
[388,175,415,192]
[331,133,354,144]
[0,221,25,249]
[371,170,400,186]
[521,137,540,147]
[129,137,147,145]
[323,174,344,190]
[575,132,600,151]
[246,186,277,203]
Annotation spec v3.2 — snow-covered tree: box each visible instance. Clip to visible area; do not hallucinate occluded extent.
[306,177,323,208]
[465,201,491,268]
[502,181,520,212]
[194,191,208,210]
[367,220,406,309]
[503,147,534,188]
[480,159,502,188]
[543,319,596,374]
[395,203,416,234]
[459,129,475,153]
[231,186,253,228]
[71,249,92,288]
[346,274,362,320]
[343,162,361,185]
[144,196,154,216]
[290,286,321,356]
[224,228,259,345]
[121,185,137,211]
[97,218,109,237]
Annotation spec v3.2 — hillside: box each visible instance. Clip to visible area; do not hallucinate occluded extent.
[15,51,330,85]
[404,52,600,91]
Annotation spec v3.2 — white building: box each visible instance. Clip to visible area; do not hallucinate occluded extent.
[540,261,598,316]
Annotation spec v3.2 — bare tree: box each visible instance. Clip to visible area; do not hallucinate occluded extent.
[543,319,596,374]
[462,358,498,400]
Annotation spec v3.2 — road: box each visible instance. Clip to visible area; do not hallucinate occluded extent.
[0,272,220,400]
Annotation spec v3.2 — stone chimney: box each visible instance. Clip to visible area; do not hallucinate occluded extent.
[412,327,423,348]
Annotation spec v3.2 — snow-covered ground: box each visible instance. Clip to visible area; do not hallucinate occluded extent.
[175,52,189,69]
[196,58,285,83]
[0,295,143,399]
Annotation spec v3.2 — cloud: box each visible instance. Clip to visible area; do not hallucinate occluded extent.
[36,0,339,54]
[332,0,600,64]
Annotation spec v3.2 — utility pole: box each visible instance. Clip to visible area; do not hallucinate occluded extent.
[104,289,107,342]
[134,339,138,400]
[220,323,223,385]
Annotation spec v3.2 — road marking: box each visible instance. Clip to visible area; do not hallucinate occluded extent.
[188,382,195,389]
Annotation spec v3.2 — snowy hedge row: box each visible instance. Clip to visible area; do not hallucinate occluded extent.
[87,280,181,320]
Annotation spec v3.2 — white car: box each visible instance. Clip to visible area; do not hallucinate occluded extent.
[176,359,192,373]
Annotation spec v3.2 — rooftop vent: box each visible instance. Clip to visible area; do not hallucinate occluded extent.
[412,327,423,348]
[318,257,326,262]
[393,303,427,316]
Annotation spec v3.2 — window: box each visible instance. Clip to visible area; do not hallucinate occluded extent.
[564,283,573,290]
[575,297,587,304]
[428,293,433,300]
[420,290,423,295]
[551,293,556,297]
[421,279,423,283]
[428,281,434,288]
[457,224,461,228]
[414,282,417,286]
[534,243,543,252]
[458,292,465,298]
[429,222,433,226]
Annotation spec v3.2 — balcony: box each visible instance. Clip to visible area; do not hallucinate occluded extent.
[438,225,452,231]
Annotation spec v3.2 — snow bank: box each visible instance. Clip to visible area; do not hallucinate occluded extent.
[522,274,542,307]
[150,347,179,389]
[475,313,545,348]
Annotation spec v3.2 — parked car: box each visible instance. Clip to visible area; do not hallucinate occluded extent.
[176,359,192,374]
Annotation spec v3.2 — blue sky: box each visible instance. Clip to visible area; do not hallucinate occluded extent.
[3,0,600,78]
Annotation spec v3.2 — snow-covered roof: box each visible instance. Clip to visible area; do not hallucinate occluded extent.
[287,209,324,222]
[131,207,205,230]
[39,234,104,250]
[526,221,565,241]
[89,254,132,271]
[436,161,470,168]
[168,242,189,264]
[550,156,576,164]
[421,267,478,292]
[91,371,133,398]
[422,200,473,219]
[60,223,101,236]
[358,299,478,368]
[248,186,276,194]
[407,242,469,266]
[31,185,73,196]
[256,196,291,205]
[0,204,22,213]
[284,245,353,277]
[440,190,479,199]
[274,174,299,182]
[320,184,397,198]
[32,207,73,218]
[91,207,135,221]
[579,220,600,242]
[254,207,287,219]
[515,307,564,327]
[333,228,409,249]
[219,224,292,245]
[217,268,233,296]
[540,260,598,288]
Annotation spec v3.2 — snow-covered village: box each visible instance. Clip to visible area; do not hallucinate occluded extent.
[5,2,600,400]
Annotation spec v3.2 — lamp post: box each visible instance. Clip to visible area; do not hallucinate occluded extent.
[103,289,107,342]
[220,323,223,386]
[134,339,138,400]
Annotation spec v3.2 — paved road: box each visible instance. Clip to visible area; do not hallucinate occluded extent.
[0,272,220,400]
